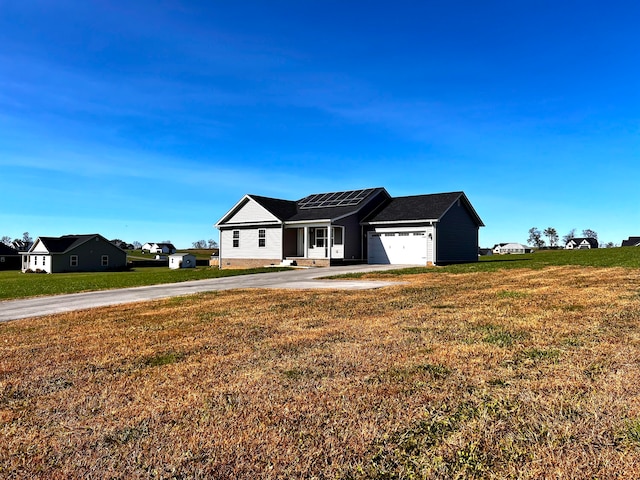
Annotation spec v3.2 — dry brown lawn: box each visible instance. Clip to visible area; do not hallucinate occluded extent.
[1,266,640,478]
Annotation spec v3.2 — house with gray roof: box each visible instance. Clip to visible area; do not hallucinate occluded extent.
[565,237,599,250]
[215,188,484,268]
[22,234,127,273]
[622,237,640,247]
[492,243,529,255]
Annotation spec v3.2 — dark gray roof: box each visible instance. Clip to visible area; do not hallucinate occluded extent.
[0,243,19,256]
[364,191,484,225]
[567,237,598,247]
[622,236,640,247]
[249,188,389,222]
[248,195,298,220]
[35,234,116,254]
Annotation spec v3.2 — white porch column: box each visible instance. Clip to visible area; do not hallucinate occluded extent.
[327,225,332,261]
[304,227,309,258]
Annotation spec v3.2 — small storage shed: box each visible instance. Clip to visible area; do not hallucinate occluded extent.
[169,253,196,269]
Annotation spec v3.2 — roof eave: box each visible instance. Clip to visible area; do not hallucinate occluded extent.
[362,219,439,226]
[218,220,283,228]
[284,219,331,226]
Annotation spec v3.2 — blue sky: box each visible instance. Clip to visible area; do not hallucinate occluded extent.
[1,1,639,248]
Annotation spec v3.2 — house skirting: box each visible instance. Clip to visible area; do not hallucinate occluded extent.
[287,258,330,268]
[220,258,283,269]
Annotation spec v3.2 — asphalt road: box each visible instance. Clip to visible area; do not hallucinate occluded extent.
[0,264,408,323]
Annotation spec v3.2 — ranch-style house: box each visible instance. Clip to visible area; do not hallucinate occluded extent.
[22,234,127,273]
[215,188,484,269]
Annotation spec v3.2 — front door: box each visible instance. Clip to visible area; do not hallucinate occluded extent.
[331,226,344,259]
[309,227,328,258]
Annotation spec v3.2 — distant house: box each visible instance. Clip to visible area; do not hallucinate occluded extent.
[0,244,21,270]
[169,253,196,269]
[565,237,599,250]
[492,243,528,254]
[21,234,127,273]
[111,239,134,250]
[12,240,33,252]
[621,237,640,247]
[215,188,484,268]
[142,242,177,254]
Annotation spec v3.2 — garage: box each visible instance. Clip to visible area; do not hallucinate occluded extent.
[367,230,429,265]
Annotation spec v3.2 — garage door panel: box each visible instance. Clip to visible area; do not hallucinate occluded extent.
[368,231,426,265]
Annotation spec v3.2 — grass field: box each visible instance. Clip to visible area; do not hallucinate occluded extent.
[0,266,290,301]
[1,250,640,477]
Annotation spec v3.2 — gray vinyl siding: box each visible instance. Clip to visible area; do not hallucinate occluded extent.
[221,226,282,259]
[436,201,479,263]
[338,191,390,261]
[57,238,127,272]
[0,255,20,270]
[53,240,127,273]
[335,214,362,260]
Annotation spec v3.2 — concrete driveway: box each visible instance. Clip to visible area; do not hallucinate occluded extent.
[0,264,409,323]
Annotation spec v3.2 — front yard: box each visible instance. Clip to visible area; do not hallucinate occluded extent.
[1,264,639,477]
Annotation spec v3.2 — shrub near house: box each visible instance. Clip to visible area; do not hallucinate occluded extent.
[22,234,127,273]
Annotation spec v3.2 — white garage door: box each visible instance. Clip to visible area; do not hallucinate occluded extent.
[368,231,427,265]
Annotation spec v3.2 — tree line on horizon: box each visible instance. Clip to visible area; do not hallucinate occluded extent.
[527,227,615,249]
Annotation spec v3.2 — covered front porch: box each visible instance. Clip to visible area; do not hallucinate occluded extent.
[283,224,344,266]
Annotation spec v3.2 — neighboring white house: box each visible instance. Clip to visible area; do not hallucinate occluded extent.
[565,238,598,249]
[492,243,528,254]
[169,253,196,269]
[142,242,177,254]
[215,188,484,268]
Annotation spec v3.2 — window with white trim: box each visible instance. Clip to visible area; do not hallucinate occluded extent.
[70,255,78,267]
[332,227,343,245]
[233,230,240,248]
[314,228,327,248]
[258,229,266,248]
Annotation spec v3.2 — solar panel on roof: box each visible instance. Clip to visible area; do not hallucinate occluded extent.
[298,188,376,209]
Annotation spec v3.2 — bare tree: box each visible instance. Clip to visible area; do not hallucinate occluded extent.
[132,241,142,249]
[582,229,598,240]
[1,236,12,246]
[22,232,33,243]
[208,239,218,249]
[528,227,545,248]
[192,240,207,249]
[562,228,576,245]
